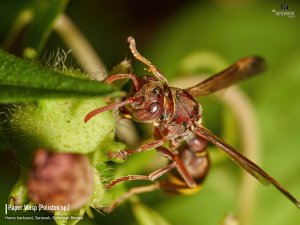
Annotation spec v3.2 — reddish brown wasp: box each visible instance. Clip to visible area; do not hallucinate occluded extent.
[85,36,300,211]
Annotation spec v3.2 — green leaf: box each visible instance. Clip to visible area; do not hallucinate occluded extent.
[0,50,117,102]
[0,7,33,51]
[0,0,33,35]
[8,170,28,206]
[0,85,85,103]
[8,98,115,165]
[0,123,10,151]
[131,199,171,225]
[54,208,85,225]
[89,168,106,210]
[24,0,69,56]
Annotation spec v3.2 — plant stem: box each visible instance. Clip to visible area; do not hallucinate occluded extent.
[54,14,106,80]
[220,86,260,225]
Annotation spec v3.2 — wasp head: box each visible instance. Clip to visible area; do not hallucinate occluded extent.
[125,76,164,123]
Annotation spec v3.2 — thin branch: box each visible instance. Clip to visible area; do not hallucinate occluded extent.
[220,86,259,225]
[54,14,106,80]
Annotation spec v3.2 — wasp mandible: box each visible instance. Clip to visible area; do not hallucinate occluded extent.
[85,36,300,211]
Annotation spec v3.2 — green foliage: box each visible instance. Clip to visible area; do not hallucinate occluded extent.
[0,2,123,223]
[54,208,85,225]
[146,2,300,225]
[0,50,116,102]
[8,98,114,165]
[1,1,300,225]
[23,0,68,56]
[0,0,32,35]
[0,0,68,57]
[131,199,171,225]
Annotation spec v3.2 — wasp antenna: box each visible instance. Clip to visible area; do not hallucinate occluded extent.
[127,36,168,84]
[84,98,135,123]
[127,36,152,66]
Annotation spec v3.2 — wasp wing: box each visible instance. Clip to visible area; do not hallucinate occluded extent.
[194,125,300,208]
[187,57,265,97]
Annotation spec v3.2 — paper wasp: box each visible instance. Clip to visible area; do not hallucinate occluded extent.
[85,36,300,212]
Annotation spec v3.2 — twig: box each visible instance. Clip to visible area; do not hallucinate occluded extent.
[220,86,260,225]
[54,14,106,80]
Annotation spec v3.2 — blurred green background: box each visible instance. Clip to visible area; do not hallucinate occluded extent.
[1,0,300,225]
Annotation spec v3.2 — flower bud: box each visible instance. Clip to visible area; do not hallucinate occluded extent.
[27,149,93,210]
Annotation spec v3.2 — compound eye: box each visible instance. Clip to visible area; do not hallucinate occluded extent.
[150,102,160,113]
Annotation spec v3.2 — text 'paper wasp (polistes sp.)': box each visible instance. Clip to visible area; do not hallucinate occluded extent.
[85,36,300,212]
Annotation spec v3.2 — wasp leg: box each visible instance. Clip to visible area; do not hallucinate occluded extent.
[108,138,167,160]
[105,73,140,91]
[156,146,197,188]
[105,161,177,189]
[103,183,161,213]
